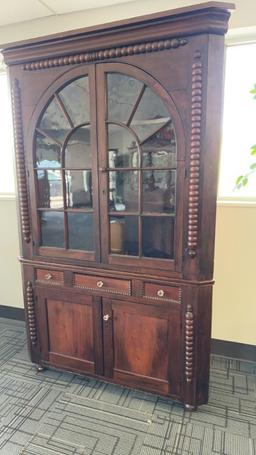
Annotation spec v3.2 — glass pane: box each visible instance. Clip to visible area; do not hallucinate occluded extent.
[59,77,90,126]
[35,133,61,168]
[108,124,139,168]
[37,170,63,209]
[39,97,70,144]
[107,73,143,123]
[110,216,138,255]
[141,122,177,168]
[65,170,92,208]
[68,212,93,251]
[142,217,174,259]
[142,170,176,213]
[131,87,170,142]
[109,170,139,212]
[40,211,64,248]
[65,125,91,169]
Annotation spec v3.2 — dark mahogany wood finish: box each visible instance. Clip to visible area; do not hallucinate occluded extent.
[2,2,233,409]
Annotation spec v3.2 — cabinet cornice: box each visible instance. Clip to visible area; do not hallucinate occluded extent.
[1,3,233,66]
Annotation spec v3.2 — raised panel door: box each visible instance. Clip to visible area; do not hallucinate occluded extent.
[36,287,103,375]
[102,298,181,395]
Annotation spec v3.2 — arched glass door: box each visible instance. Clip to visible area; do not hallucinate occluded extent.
[33,69,99,261]
[97,64,184,271]
[32,63,184,269]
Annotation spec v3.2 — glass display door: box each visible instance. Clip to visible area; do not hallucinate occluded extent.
[32,67,100,261]
[31,63,184,270]
[97,63,184,271]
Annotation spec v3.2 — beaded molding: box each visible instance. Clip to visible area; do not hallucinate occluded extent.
[73,284,131,296]
[11,79,31,243]
[185,303,194,383]
[143,295,180,304]
[142,286,181,304]
[26,281,37,346]
[37,280,63,286]
[187,50,202,258]
[23,38,188,71]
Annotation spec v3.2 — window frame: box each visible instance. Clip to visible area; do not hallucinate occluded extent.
[0,66,16,197]
[217,31,256,205]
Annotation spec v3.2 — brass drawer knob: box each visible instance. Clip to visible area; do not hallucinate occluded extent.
[45,273,53,280]
[103,314,110,321]
[157,289,165,297]
[97,280,104,288]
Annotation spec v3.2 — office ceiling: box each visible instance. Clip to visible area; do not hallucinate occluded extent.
[0,0,137,26]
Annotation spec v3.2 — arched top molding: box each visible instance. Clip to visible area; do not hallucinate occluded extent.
[28,61,185,164]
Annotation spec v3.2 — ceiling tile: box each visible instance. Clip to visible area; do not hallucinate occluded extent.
[0,0,53,27]
[44,0,136,14]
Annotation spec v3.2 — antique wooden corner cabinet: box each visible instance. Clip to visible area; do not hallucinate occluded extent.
[2,2,233,409]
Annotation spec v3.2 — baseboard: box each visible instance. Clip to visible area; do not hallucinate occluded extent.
[0,305,25,321]
[211,338,256,362]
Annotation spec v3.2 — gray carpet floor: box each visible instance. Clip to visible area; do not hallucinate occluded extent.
[0,317,255,455]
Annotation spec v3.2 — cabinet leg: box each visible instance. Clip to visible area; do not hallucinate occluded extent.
[185,403,197,412]
[36,364,44,372]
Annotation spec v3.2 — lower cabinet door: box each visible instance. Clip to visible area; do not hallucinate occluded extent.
[36,287,103,375]
[102,298,181,396]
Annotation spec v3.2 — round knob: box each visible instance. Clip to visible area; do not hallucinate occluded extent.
[103,314,110,321]
[45,273,52,281]
[157,289,165,297]
[97,280,104,288]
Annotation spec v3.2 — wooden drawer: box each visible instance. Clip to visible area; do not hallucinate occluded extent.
[73,274,131,296]
[143,282,180,303]
[36,269,64,285]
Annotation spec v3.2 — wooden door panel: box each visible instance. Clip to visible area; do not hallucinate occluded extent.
[37,288,103,375]
[113,308,168,379]
[103,299,181,396]
[47,299,94,362]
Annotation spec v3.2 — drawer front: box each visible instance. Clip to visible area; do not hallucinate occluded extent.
[36,269,64,285]
[73,274,131,296]
[143,283,180,303]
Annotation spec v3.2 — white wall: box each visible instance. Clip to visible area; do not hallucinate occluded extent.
[0,196,23,308]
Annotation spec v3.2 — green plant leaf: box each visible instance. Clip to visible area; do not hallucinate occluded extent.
[250,84,256,94]
[249,162,256,170]
[236,175,244,185]
[242,176,248,186]
[251,145,256,156]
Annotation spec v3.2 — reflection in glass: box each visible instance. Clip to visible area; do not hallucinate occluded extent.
[39,97,70,144]
[141,122,177,168]
[68,212,93,251]
[107,73,143,123]
[59,77,90,126]
[40,211,64,248]
[142,170,176,213]
[35,134,61,168]
[37,170,63,208]
[142,217,174,259]
[131,87,170,142]
[108,124,139,168]
[109,170,139,212]
[65,170,92,208]
[110,216,138,255]
[65,125,91,169]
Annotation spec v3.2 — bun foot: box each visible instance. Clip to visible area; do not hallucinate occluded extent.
[185,403,197,411]
[36,364,44,372]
